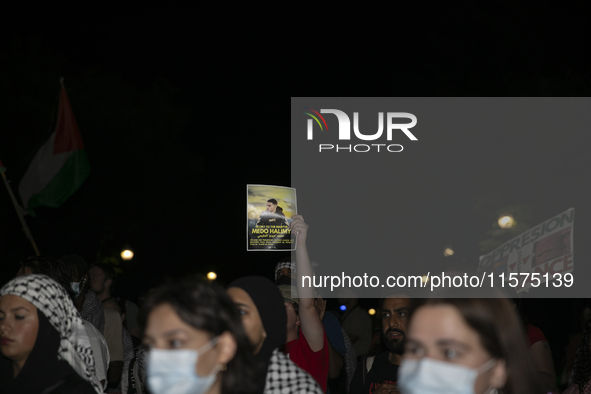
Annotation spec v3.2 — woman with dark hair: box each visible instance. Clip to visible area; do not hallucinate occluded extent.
[139,280,260,394]
[227,275,323,394]
[398,296,543,394]
[0,274,103,393]
[564,319,591,394]
[18,255,105,334]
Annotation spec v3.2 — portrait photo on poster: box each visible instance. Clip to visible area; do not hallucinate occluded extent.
[246,184,298,251]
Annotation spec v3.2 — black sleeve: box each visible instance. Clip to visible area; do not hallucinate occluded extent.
[71,381,96,394]
[47,375,96,394]
[349,361,366,394]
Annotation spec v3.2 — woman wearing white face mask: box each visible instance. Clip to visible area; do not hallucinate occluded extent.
[398,296,544,394]
[140,281,261,394]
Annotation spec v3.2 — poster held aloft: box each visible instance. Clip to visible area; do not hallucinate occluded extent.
[247,184,297,251]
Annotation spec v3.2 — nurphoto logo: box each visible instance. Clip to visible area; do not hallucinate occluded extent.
[303,108,417,153]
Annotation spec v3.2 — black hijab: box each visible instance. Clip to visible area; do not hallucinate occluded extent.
[0,310,79,394]
[227,276,287,365]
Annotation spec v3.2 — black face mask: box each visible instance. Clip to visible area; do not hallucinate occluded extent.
[275,275,293,286]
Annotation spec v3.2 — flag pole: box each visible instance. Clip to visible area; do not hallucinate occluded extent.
[0,163,41,256]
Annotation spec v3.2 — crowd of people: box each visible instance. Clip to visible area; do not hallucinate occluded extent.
[1,214,590,393]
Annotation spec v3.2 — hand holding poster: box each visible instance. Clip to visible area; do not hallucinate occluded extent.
[247,185,297,250]
[478,208,574,292]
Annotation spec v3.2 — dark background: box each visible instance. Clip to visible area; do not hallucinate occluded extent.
[2,5,591,383]
[1,11,295,295]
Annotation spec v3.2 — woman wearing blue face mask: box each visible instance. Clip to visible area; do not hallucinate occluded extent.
[398,297,544,394]
[140,281,261,394]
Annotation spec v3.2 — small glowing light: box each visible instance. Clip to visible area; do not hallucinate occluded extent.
[368,308,376,315]
[340,305,347,311]
[207,272,217,280]
[121,250,134,260]
[498,215,515,229]
[421,275,430,284]
[443,248,454,257]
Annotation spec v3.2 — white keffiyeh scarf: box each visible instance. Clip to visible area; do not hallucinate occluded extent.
[264,348,323,394]
[275,261,297,278]
[0,274,103,394]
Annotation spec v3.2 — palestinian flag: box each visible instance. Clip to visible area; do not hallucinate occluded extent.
[18,85,90,216]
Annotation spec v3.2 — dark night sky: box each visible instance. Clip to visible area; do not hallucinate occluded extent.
[1,10,294,294]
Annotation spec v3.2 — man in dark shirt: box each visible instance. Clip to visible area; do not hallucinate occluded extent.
[349,294,411,394]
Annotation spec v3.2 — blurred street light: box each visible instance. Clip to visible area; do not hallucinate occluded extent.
[443,247,454,257]
[368,308,376,315]
[121,249,134,260]
[207,272,217,280]
[421,275,430,284]
[498,215,516,229]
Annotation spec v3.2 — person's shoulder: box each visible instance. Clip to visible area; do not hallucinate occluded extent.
[266,349,323,394]
[82,319,99,336]
[85,289,100,303]
[527,323,544,335]
[126,299,139,311]
[297,325,327,347]
[103,306,120,321]
[527,323,547,345]
[102,298,119,310]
